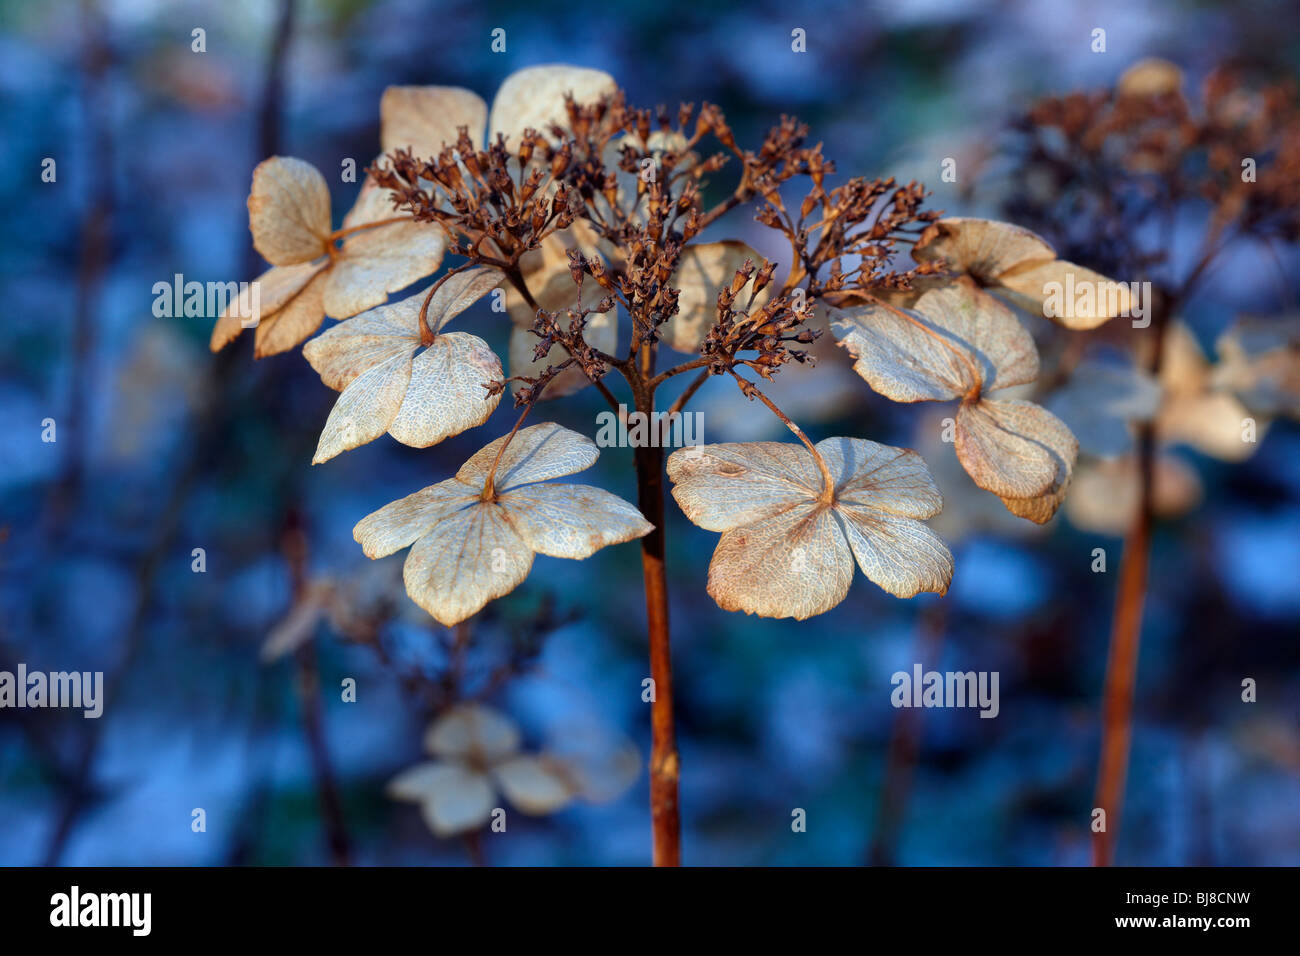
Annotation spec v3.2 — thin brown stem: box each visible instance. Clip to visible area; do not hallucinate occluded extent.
[1092,293,1172,866]
[738,375,835,501]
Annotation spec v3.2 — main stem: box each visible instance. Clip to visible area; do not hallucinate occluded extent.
[1092,297,1170,867]
[634,423,681,866]
[1091,422,1154,866]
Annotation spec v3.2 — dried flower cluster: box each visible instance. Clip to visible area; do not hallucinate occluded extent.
[215,63,1137,861]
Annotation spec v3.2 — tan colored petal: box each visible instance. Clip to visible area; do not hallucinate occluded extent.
[815,437,943,519]
[386,331,502,448]
[836,506,953,597]
[210,261,326,352]
[247,156,331,265]
[324,220,447,319]
[302,296,420,392]
[498,483,651,558]
[913,217,1055,281]
[661,241,770,353]
[832,299,972,402]
[491,755,575,814]
[667,442,822,532]
[426,704,521,761]
[380,85,489,157]
[424,266,506,332]
[706,504,854,620]
[1213,315,1300,418]
[1065,454,1202,535]
[353,479,479,559]
[1158,390,1261,461]
[834,279,1035,401]
[312,347,416,463]
[402,501,534,626]
[955,398,1074,500]
[996,259,1132,329]
[456,422,598,491]
[252,267,330,357]
[1159,321,1212,397]
[488,64,616,147]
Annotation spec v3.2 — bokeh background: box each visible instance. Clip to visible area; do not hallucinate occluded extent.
[2,0,1298,865]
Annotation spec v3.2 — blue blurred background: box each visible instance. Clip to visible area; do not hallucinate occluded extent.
[1,0,1298,865]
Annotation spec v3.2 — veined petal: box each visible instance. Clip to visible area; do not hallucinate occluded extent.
[252,267,330,358]
[324,220,447,319]
[312,347,416,464]
[302,292,422,390]
[499,483,651,559]
[912,217,1056,281]
[815,437,943,519]
[248,157,331,265]
[706,503,854,620]
[210,261,326,352]
[386,332,502,448]
[425,266,505,333]
[955,398,1070,500]
[831,298,975,402]
[402,502,534,626]
[456,422,599,492]
[667,442,822,532]
[488,65,616,147]
[835,507,953,598]
[380,85,489,157]
[353,479,479,559]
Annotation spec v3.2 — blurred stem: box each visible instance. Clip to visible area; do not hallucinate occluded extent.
[1092,295,1171,866]
[283,514,351,866]
[870,600,946,865]
[633,375,681,866]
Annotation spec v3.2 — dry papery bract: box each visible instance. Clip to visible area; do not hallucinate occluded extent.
[217,62,1135,627]
[387,703,637,837]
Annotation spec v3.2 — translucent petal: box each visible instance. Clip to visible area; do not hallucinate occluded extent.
[247,156,332,266]
[386,332,502,449]
[380,85,489,157]
[815,437,944,519]
[353,479,479,559]
[661,241,770,353]
[455,422,598,492]
[499,483,652,558]
[312,347,416,464]
[210,260,327,353]
[488,65,616,147]
[954,398,1071,500]
[706,503,854,620]
[835,507,953,598]
[251,267,330,358]
[402,502,534,626]
[667,442,821,532]
[912,217,1056,281]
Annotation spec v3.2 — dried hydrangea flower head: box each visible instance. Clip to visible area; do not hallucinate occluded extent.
[214,62,1136,864]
